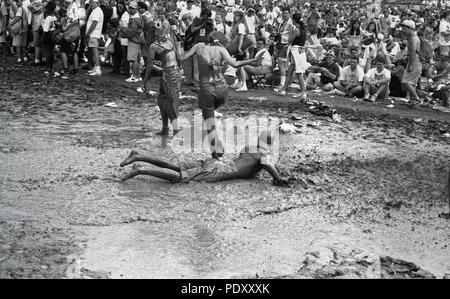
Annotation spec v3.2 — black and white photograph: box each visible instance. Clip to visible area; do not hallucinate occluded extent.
[0,0,449,282]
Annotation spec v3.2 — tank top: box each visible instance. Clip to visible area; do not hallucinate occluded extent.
[291,28,306,46]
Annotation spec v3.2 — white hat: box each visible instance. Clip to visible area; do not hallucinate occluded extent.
[401,19,416,30]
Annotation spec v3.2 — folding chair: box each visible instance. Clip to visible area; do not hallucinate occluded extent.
[249,67,276,90]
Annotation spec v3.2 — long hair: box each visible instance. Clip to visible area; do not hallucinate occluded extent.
[349,19,361,36]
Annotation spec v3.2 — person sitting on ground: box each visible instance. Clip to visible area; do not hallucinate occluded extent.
[333,55,364,98]
[306,50,340,92]
[119,130,290,186]
[389,59,408,98]
[363,54,391,102]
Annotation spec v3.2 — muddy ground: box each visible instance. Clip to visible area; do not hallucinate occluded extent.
[0,60,449,279]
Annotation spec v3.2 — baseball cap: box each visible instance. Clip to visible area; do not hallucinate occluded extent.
[401,19,416,30]
[129,1,138,9]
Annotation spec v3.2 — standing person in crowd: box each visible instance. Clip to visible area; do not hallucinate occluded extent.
[438,10,450,57]
[176,31,263,159]
[41,1,56,74]
[274,6,293,90]
[275,12,309,98]
[214,11,230,42]
[9,0,28,63]
[244,6,258,58]
[144,19,181,136]
[85,0,104,76]
[28,0,43,65]
[400,19,422,105]
[118,0,129,75]
[137,1,154,93]
[61,0,80,75]
[0,0,9,63]
[120,0,143,82]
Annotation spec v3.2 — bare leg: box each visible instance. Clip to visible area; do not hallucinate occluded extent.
[120,150,180,171]
[121,164,180,182]
[403,83,419,101]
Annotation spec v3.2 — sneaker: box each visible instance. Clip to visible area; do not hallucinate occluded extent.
[89,69,102,76]
[236,86,248,92]
[125,76,139,83]
[87,69,95,74]
[136,87,146,93]
[53,71,61,77]
[17,58,22,63]
[34,59,40,65]
[23,57,28,63]
[136,77,142,82]
[274,89,286,96]
[230,81,242,89]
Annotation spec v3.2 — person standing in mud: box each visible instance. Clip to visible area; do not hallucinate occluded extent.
[144,17,181,137]
[175,30,263,159]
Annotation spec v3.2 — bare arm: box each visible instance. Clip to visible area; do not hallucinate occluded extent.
[85,20,98,37]
[220,47,262,68]
[176,42,199,61]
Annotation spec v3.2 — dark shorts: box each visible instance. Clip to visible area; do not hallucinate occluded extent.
[276,43,289,61]
[198,79,228,109]
[60,38,79,55]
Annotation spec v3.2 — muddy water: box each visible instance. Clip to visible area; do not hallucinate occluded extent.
[0,64,449,278]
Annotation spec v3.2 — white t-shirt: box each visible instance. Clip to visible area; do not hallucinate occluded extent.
[388,14,400,29]
[237,23,246,35]
[255,48,272,67]
[42,15,57,32]
[120,11,130,46]
[365,67,391,82]
[339,65,364,83]
[86,6,103,39]
[179,6,200,20]
[67,2,80,22]
[245,15,257,34]
[23,0,31,25]
[439,19,450,46]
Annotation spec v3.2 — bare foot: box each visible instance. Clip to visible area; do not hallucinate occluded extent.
[121,164,141,181]
[120,150,140,167]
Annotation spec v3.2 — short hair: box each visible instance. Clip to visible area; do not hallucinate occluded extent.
[374,54,386,64]
[256,38,266,45]
[281,6,290,13]
[137,2,148,10]
[201,8,212,18]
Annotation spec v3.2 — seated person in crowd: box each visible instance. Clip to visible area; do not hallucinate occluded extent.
[363,54,391,102]
[306,50,340,92]
[333,55,364,97]
[235,37,272,91]
[389,59,408,98]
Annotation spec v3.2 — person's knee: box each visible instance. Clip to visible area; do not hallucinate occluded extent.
[321,83,333,92]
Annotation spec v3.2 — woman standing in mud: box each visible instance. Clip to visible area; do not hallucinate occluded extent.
[175,30,263,159]
[145,17,181,137]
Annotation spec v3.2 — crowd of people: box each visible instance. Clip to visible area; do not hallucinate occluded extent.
[1,0,450,107]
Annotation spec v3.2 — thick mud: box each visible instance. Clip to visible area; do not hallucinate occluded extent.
[0,62,449,279]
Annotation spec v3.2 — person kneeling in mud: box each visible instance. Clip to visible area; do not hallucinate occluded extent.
[119,130,289,186]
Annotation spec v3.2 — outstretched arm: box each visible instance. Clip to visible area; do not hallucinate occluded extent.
[220,47,262,68]
[262,161,289,187]
[176,43,198,61]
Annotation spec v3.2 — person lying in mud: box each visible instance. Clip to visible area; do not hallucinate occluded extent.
[119,131,289,186]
